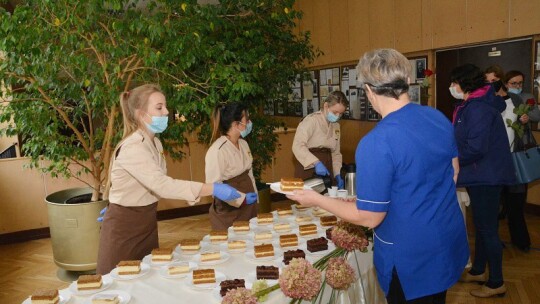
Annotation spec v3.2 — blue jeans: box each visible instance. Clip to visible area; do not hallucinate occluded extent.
[467,185,503,285]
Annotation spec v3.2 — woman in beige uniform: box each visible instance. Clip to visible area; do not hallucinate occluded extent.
[97,84,240,274]
[205,103,258,230]
[292,91,349,188]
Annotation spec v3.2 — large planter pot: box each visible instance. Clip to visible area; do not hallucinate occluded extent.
[45,187,108,271]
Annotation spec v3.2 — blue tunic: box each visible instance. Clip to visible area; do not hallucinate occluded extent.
[355,103,469,300]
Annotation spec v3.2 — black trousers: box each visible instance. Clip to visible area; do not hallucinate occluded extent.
[387,269,447,304]
[501,185,531,248]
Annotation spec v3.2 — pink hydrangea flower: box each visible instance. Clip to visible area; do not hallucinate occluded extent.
[325,257,356,290]
[279,258,322,300]
[221,287,258,304]
[331,221,369,252]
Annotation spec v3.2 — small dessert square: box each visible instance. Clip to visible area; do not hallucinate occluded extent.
[201,251,221,262]
[219,279,246,297]
[117,260,141,275]
[257,213,274,224]
[280,177,304,191]
[30,289,59,304]
[151,247,174,262]
[294,204,310,210]
[192,269,216,284]
[256,265,279,280]
[232,221,250,232]
[283,249,306,265]
[179,239,201,252]
[92,294,119,304]
[227,240,246,250]
[295,215,312,223]
[273,222,291,232]
[210,230,228,243]
[254,243,274,258]
[279,233,298,248]
[168,264,190,275]
[254,231,273,241]
[77,274,103,291]
[312,207,331,217]
[320,215,338,226]
[299,223,318,236]
[276,206,293,217]
[307,237,329,253]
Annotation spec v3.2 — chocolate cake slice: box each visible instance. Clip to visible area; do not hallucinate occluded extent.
[307,237,328,253]
[283,249,306,265]
[219,279,245,297]
[326,227,333,240]
[256,265,279,280]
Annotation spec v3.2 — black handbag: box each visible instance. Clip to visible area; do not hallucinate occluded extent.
[511,127,540,184]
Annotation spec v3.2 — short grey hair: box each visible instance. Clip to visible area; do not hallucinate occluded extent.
[356,49,411,99]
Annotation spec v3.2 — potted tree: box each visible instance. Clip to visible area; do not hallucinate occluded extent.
[0,0,316,270]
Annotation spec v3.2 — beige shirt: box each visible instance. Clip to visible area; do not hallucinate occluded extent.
[109,130,203,207]
[205,136,256,207]
[292,111,342,176]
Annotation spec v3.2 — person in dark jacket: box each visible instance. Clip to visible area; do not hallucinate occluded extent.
[450,64,515,298]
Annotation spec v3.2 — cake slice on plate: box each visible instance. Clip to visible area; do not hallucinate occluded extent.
[117,260,141,275]
[77,274,102,291]
[192,269,216,284]
[30,289,59,304]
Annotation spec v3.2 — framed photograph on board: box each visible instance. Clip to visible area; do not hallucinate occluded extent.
[415,58,426,80]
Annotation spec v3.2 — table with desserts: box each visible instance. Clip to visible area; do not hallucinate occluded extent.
[29,205,385,304]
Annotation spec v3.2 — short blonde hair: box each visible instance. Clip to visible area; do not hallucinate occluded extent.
[356,48,411,99]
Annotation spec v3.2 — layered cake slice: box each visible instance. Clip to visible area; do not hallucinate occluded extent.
[279,234,298,248]
[201,251,221,262]
[219,279,246,297]
[257,213,274,225]
[326,227,333,240]
[232,221,250,233]
[273,222,291,233]
[299,223,318,236]
[307,237,329,253]
[294,204,310,211]
[168,264,191,275]
[151,247,174,262]
[276,206,293,217]
[254,231,273,241]
[320,215,338,227]
[92,294,120,304]
[280,177,304,191]
[30,289,59,304]
[295,215,312,223]
[117,260,141,275]
[227,240,246,250]
[256,265,279,280]
[312,207,331,217]
[179,239,201,253]
[77,274,103,291]
[210,230,228,243]
[254,243,274,258]
[283,249,306,265]
[192,269,216,285]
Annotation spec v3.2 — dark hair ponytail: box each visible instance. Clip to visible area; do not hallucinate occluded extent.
[210,103,248,143]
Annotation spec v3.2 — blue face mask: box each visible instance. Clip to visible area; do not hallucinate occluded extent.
[508,87,522,95]
[144,113,168,134]
[239,121,253,138]
[326,112,340,123]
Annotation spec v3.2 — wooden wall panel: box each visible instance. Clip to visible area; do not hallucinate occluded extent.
[421,0,433,50]
[432,0,466,48]
[395,0,423,53]
[311,0,332,66]
[296,0,315,66]
[509,0,540,37]
[466,0,509,43]
[368,0,394,49]
[347,0,370,61]
[329,0,350,63]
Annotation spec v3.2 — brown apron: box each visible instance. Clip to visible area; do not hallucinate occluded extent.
[295,147,335,184]
[209,170,258,230]
[96,202,158,275]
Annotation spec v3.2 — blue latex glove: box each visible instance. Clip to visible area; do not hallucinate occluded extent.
[245,192,258,205]
[314,161,330,176]
[335,175,345,189]
[213,183,241,201]
[97,206,107,222]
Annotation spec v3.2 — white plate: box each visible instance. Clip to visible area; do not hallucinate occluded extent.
[219,239,254,253]
[68,276,113,296]
[158,261,198,279]
[110,263,151,281]
[175,241,209,255]
[142,252,180,267]
[88,290,131,304]
[306,241,336,256]
[245,248,282,262]
[270,182,311,195]
[23,290,71,304]
[192,251,231,265]
[185,271,226,290]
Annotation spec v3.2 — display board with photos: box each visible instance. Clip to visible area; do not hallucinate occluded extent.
[267,65,382,121]
[407,56,428,106]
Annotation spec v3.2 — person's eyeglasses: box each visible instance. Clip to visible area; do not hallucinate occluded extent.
[509,81,523,86]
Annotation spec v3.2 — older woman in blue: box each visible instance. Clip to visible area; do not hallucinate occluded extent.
[287,49,468,304]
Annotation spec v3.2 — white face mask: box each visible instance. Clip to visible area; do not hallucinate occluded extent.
[449,86,464,100]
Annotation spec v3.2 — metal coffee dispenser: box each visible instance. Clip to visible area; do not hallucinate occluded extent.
[342,163,356,196]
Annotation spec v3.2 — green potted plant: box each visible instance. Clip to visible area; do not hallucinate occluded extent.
[0,0,316,270]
